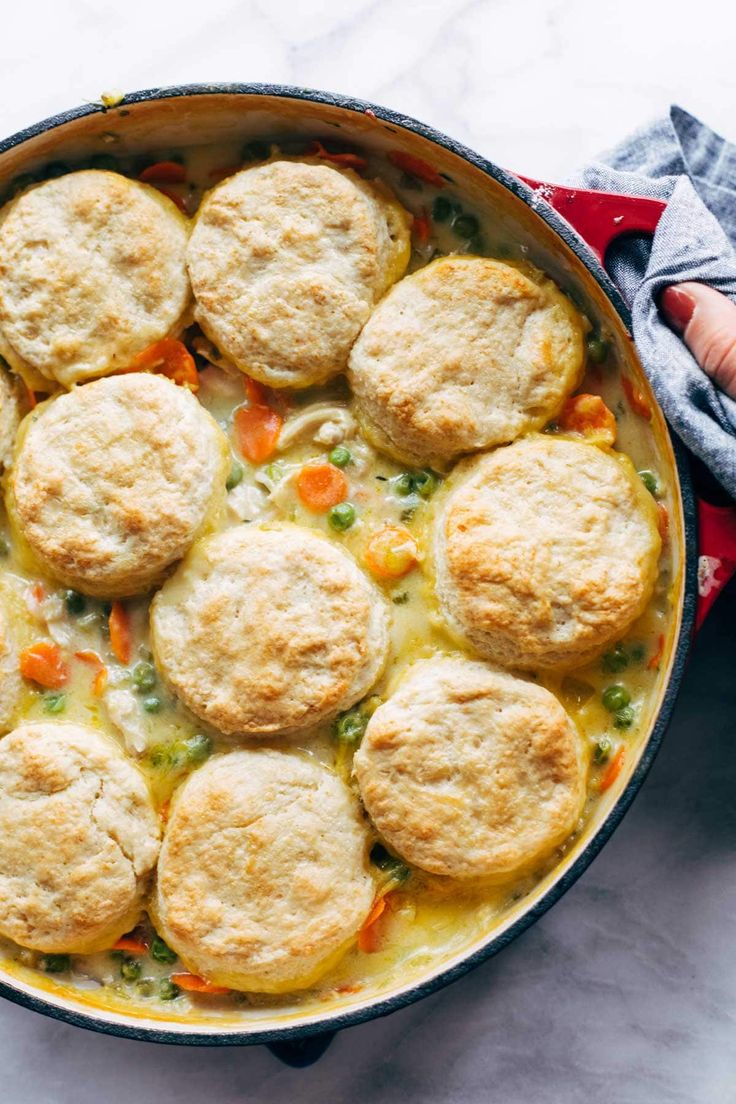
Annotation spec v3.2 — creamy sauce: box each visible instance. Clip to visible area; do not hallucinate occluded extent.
[0,138,676,1022]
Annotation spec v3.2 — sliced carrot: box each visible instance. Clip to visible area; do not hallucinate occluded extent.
[152,184,188,214]
[647,633,665,670]
[296,463,349,513]
[388,150,446,188]
[621,375,652,419]
[129,338,199,392]
[244,377,269,407]
[311,139,367,171]
[656,502,670,541]
[171,973,230,995]
[113,935,148,955]
[108,601,132,666]
[365,526,418,579]
[599,746,625,792]
[19,641,68,689]
[413,207,431,244]
[31,581,46,605]
[21,379,37,410]
[75,650,108,696]
[358,896,387,954]
[558,393,616,446]
[234,403,282,464]
[139,160,187,184]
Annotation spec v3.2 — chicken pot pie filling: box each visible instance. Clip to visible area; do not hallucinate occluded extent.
[0,138,678,1021]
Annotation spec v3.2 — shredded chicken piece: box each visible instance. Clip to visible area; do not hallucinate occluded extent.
[196,363,245,405]
[277,404,357,450]
[104,688,148,756]
[24,589,75,647]
[226,481,270,522]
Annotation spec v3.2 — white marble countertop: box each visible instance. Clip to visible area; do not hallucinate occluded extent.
[1,1,735,1101]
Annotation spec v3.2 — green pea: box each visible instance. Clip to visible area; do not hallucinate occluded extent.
[132,661,157,692]
[370,843,411,884]
[242,140,270,162]
[143,696,163,714]
[614,705,635,729]
[629,642,646,664]
[413,470,438,499]
[136,978,155,998]
[88,154,119,171]
[184,734,212,764]
[43,691,66,714]
[602,644,629,674]
[120,957,142,982]
[593,735,612,763]
[638,470,659,496]
[586,336,609,364]
[148,745,169,769]
[328,445,352,468]
[602,684,631,712]
[328,502,356,532]
[452,212,480,239]
[158,978,180,1001]
[64,589,86,615]
[226,460,244,491]
[149,734,212,772]
[431,195,453,223]
[334,708,367,745]
[41,954,70,973]
[394,472,414,496]
[151,936,178,965]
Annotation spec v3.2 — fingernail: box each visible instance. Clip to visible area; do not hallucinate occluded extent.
[660,286,696,333]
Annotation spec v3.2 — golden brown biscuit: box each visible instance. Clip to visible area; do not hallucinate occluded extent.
[153,749,374,991]
[0,722,160,953]
[187,160,410,388]
[348,256,585,468]
[10,374,229,598]
[354,656,586,879]
[150,524,390,736]
[0,170,190,388]
[434,436,661,669]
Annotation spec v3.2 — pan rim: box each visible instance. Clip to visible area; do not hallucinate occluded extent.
[0,81,699,1047]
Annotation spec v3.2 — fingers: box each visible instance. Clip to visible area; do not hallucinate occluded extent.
[660,282,736,400]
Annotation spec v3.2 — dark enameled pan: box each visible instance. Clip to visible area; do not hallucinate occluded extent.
[0,84,734,1067]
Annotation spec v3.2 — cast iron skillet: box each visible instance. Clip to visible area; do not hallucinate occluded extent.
[0,83,734,1067]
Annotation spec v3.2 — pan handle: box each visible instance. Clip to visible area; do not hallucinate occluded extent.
[516,176,666,264]
[696,498,736,629]
[266,1031,336,1067]
[518,175,736,628]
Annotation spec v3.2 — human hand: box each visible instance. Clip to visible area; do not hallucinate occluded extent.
[660,282,736,400]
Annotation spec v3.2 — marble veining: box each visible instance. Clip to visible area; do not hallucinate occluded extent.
[1,1,735,1100]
